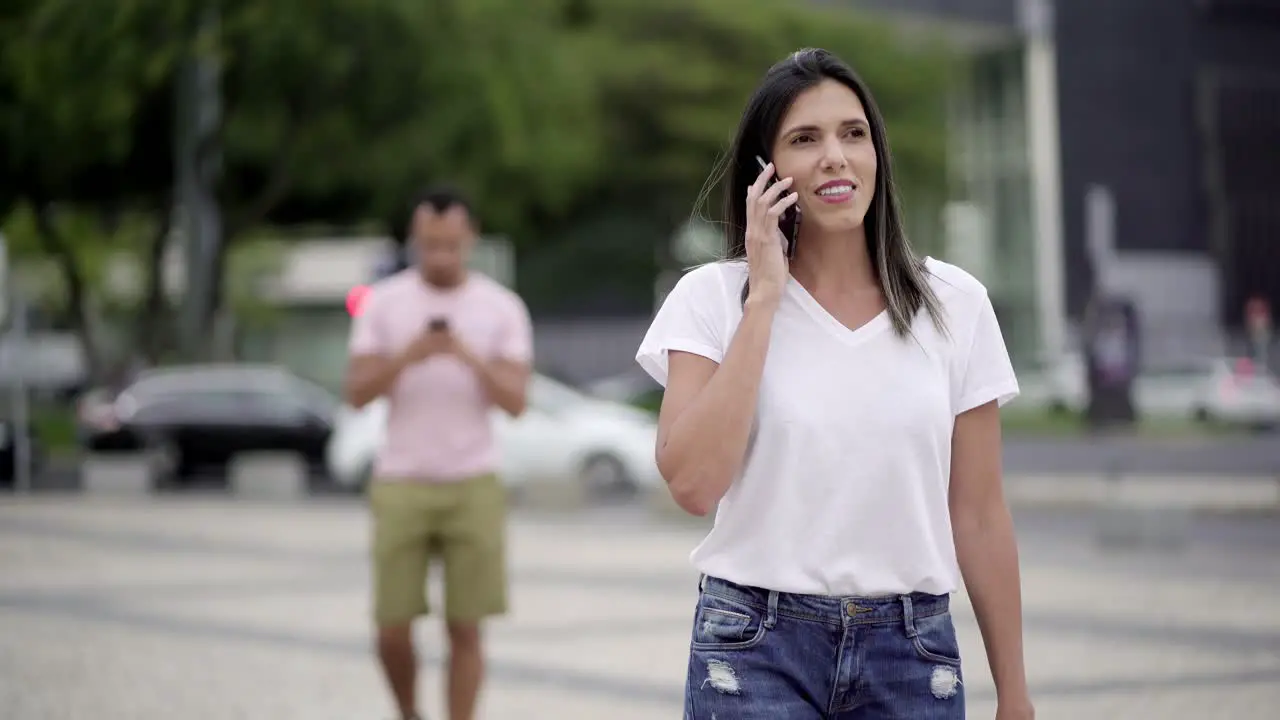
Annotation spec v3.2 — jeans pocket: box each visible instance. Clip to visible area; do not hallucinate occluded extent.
[909,610,962,666]
[690,591,769,650]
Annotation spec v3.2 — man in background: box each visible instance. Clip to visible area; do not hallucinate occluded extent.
[345,186,533,720]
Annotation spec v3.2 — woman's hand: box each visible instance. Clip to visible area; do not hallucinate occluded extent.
[743,161,798,306]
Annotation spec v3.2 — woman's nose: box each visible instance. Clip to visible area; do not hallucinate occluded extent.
[820,136,848,171]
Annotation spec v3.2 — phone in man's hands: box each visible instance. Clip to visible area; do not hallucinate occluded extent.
[756,155,800,259]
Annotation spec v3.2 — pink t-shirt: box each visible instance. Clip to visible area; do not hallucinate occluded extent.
[348,270,534,482]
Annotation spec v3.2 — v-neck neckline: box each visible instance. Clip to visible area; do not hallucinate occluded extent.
[786,274,892,347]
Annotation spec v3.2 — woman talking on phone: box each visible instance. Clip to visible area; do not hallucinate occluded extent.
[635,49,1032,720]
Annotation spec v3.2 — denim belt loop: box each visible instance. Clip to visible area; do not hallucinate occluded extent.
[764,590,780,629]
[900,594,918,638]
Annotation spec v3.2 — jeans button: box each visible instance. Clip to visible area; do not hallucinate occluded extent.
[845,602,857,617]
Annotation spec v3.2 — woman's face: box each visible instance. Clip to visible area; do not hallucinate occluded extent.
[769,78,878,234]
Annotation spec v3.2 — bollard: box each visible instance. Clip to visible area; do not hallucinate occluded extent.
[81,453,158,495]
[228,451,309,501]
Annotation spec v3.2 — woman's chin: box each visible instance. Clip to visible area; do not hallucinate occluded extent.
[807,209,870,235]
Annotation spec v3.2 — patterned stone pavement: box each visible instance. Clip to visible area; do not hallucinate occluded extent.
[1,494,1278,719]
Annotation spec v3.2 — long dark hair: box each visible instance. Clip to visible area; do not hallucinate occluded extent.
[702,48,946,338]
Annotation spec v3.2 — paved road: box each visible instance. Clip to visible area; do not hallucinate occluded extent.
[1,496,1278,719]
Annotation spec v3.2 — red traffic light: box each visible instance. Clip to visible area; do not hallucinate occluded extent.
[346,285,371,317]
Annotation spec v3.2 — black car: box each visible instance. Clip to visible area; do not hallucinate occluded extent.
[76,364,340,486]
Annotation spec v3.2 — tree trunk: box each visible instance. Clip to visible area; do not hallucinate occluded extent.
[138,210,174,363]
[32,204,103,383]
[209,145,293,359]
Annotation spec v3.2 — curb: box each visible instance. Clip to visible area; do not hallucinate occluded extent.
[1003,473,1280,514]
[504,474,1280,518]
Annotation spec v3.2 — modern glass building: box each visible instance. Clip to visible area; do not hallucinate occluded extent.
[944,38,1049,367]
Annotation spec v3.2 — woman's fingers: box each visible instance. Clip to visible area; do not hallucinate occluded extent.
[767,191,799,219]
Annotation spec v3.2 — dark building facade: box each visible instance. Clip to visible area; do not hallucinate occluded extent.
[848,0,1280,358]
[1056,0,1280,328]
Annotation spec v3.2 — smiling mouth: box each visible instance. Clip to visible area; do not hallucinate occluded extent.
[817,184,854,196]
[816,183,856,201]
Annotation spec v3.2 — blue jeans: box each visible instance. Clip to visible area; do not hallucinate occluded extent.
[684,576,965,719]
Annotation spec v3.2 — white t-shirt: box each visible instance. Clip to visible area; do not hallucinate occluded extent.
[635,257,1019,597]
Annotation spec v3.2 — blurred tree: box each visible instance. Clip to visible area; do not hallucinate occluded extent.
[0,0,188,373]
[1,0,953,358]
[346,0,608,247]
[515,0,954,313]
[2,0,611,354]
[0,0,596,363]
[207,0,444,335]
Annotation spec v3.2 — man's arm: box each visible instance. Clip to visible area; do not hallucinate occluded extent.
[345,353,411,409]
[457,353,530,417]
[457,295,534,417]
[343,288,410,409]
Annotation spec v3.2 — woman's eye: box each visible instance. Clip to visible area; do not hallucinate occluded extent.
[790,134,813,145]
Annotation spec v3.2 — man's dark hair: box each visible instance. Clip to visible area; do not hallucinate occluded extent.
[414,184,474,222]
[389,184,476,244]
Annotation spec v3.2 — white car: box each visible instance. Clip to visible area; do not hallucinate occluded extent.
[1042,352,1205,416]
[326,374,663,492]
[1041,352,1280,427]
[1191,357,1280,428]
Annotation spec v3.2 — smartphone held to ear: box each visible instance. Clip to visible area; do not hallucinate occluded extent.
[756,155,800,259]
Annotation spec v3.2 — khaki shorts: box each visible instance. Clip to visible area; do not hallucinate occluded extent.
[368,473,507,626]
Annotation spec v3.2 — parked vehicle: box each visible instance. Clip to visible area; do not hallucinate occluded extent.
[1191,357,1280,429]
[0,332,91,402]
[1042,352,1280,429]
[585,367,663,407]
[327,373,662,495]
[76,364,340,485]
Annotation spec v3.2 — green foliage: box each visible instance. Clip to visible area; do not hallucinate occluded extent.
[347,0,610,238]
[1,203,163,301]
[0,0,190,202]
[222,238,285,322]
[512,0,955,309]
[1,0,956,331]
[218,0,439,228]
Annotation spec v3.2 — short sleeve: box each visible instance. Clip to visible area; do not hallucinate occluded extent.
[496,294,535,364]
[635,264,732,387]
[953,290,1020,415]
[348,290,388,356]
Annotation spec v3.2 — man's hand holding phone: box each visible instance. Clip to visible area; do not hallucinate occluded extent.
[745,159,799,307]
[400,318,461,364]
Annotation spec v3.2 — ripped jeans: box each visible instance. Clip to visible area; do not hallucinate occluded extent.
[684,576,965,720]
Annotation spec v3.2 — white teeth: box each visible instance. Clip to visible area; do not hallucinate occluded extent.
[818,185,853,196]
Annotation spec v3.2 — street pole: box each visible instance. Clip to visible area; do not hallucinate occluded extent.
[175,5,223,360]
[1,232,32,493]
[12,292,31,494]
[1020,0,1068,361]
